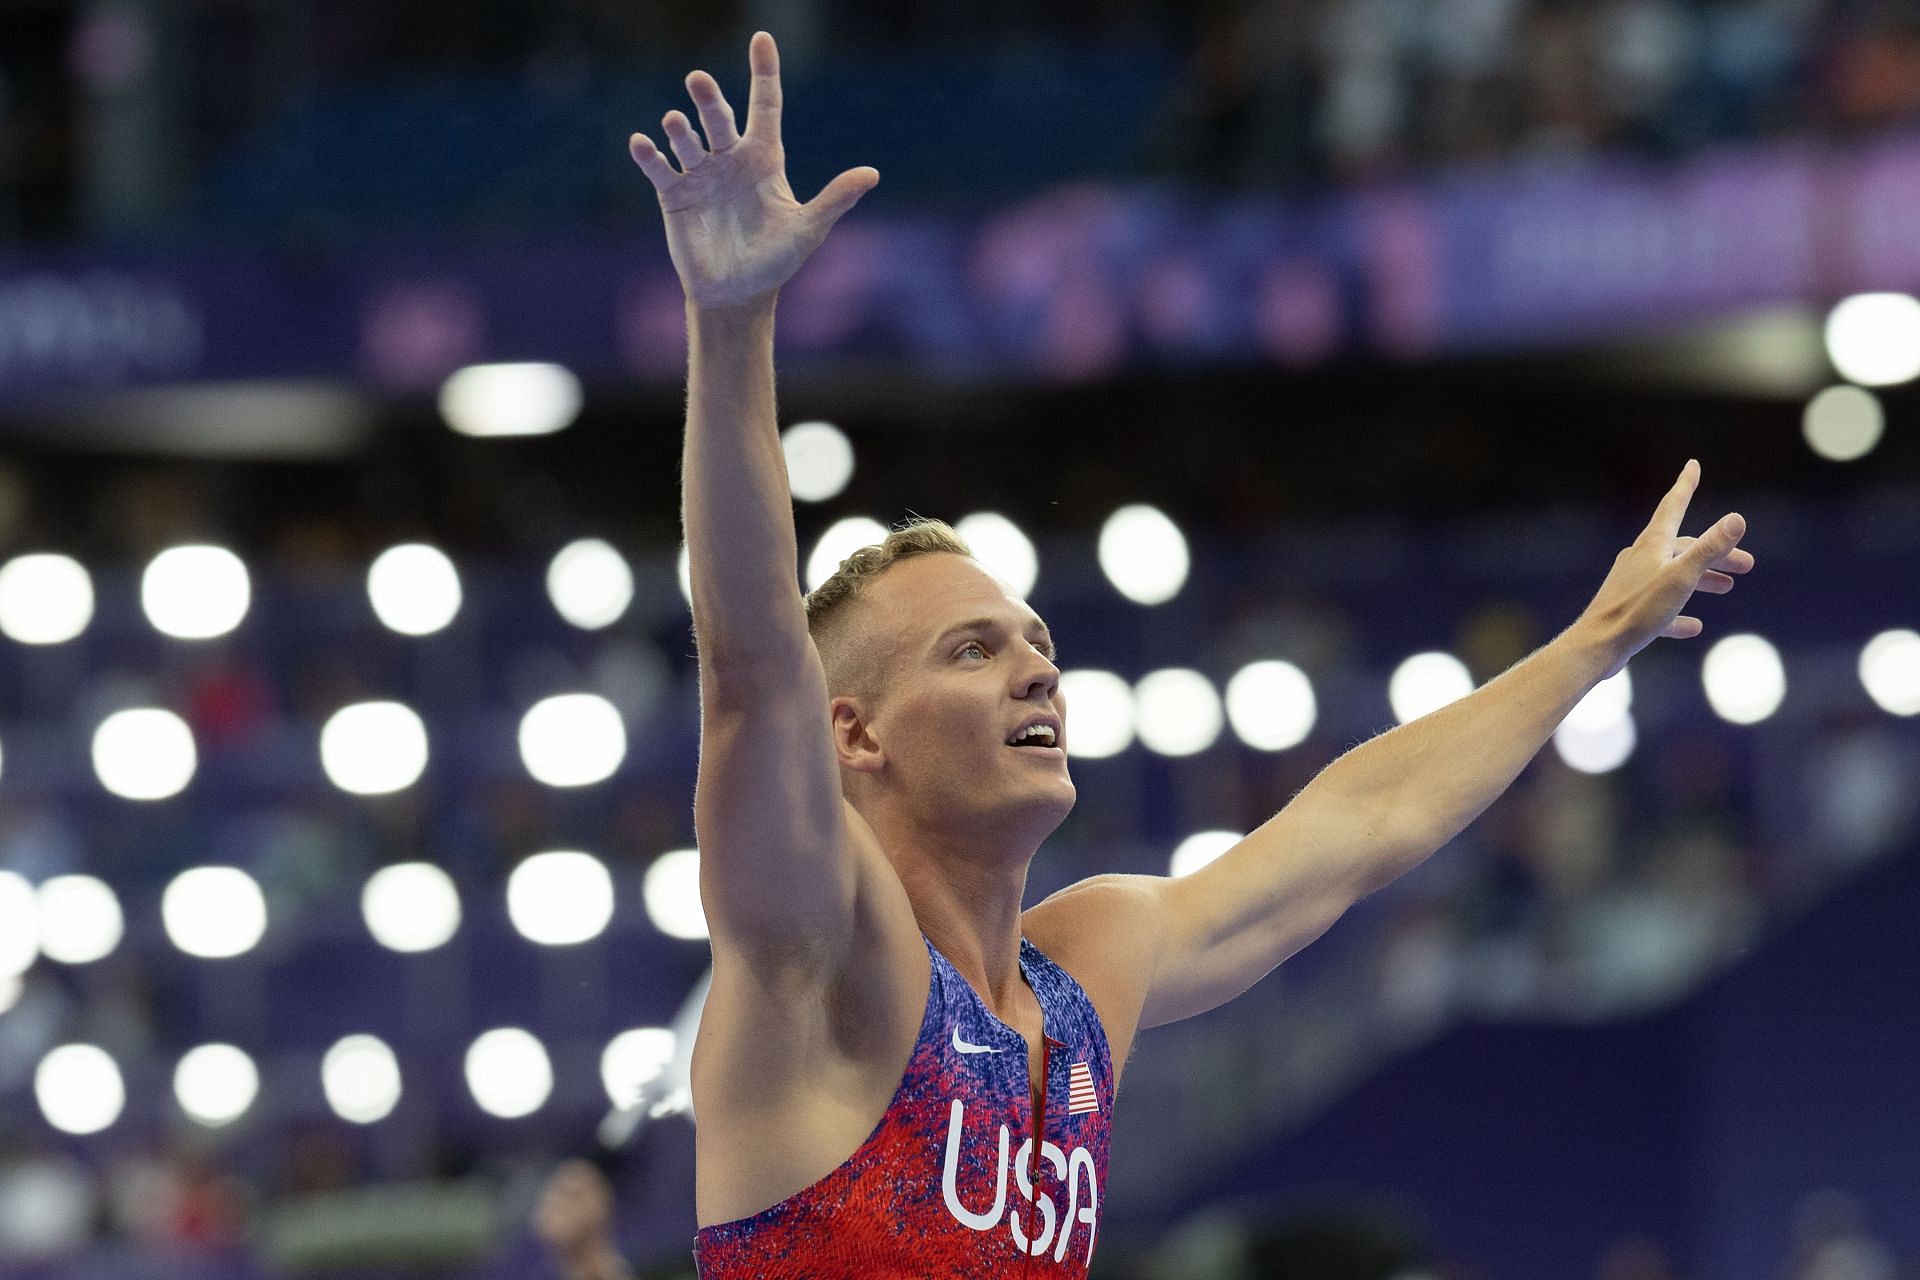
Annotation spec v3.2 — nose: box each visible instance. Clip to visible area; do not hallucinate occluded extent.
[1015,647,1059,701]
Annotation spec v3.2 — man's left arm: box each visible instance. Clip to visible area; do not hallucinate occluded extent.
[1049,461,1753,1032]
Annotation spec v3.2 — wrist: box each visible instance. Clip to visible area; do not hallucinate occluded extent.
[1558,613,1631,682]
[688,293,778,330]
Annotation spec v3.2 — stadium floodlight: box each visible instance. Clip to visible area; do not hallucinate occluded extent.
[1056,670,1134,758]
[1225,660,1317,751]
[1859,629,1920,716]
[1553,713,1638,774]
[1824,293,1920,386]
[507,851,615,946]
[141,545,251,639]
[0,553,94,645]
[0,871,38,979]
[1701,634,1786,725]
[1388,652,1475,724]
[35,876,123,964]
[0,975,20,1016]
[602,1028,676,1108]
[174,1044,259,1127]
[547,539,633,630]
[954,513,1039,597]
[322,1034,402,1124]
[92,708,197,801]
[643,849,708,941]
[367,544,462,636]
[162,867,268,959]
[439,362,582,437]
[362,863,462,953]
[1134,668,1224,756]
[320,701,429,795]
[1169,830,1244,878]
[675,544,693,608]
[1563,669,1633,732]
[518,694,627,787]
[1098,505,1189,605]
[35,1044,125,1135]
[806,517,890,593]
[781,421,855,502]
[1802,386,1885,462]
[465,1028,553,1119]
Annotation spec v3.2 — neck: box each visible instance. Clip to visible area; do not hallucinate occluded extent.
[868,813,1035,1015]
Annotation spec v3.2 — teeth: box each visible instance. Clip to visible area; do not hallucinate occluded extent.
[1010,725,1056,747]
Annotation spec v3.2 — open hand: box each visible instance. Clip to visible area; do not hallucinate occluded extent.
[628,32,879,308]
[1578,460,1754,677]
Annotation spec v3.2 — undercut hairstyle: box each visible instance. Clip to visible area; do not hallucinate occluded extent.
[804,517,973,704]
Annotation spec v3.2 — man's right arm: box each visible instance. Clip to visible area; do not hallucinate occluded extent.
[630,32,878,966]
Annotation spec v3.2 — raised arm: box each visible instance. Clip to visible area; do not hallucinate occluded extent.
[629,32,877,960]
[1035,461,1754,1030]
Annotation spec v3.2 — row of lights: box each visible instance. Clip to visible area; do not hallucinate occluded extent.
[31,1024,680,1138]
[51,691,627,802]
[0,847,708,977]
[24,625,1920,806]
[0,538,637,646]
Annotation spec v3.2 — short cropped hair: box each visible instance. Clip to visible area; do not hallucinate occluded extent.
[804,517,973,703]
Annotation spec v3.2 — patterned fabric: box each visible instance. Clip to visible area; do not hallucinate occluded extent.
[692,933,1114,1278]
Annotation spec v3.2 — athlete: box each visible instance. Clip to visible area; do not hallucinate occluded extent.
[627,32,1754,1278]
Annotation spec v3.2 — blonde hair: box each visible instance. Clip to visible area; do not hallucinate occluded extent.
[805,516,973,703]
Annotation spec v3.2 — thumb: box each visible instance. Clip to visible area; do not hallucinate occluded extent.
[1686,513,1746,570]
[804,166,879,230]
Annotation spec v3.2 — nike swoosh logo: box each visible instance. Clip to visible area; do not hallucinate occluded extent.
[952,1027,1005,1055]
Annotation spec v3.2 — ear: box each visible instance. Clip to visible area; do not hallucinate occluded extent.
[830,697,885,774]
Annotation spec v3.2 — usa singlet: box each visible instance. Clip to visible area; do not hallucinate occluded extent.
[692,933,1113,1278]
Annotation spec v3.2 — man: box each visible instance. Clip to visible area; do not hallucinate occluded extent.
[627,32,1752,1278]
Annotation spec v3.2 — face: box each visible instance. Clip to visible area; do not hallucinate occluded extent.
[834,554,1075,843]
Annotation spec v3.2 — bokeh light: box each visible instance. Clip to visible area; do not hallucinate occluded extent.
[1802,385,1884,462]
[955,512,1039,597]
[547,539,634,630]
[643,848,708,941]
[367,543,462,636]
[1134,668,1224,756]
[1388,652,1475,724]
[1098,505,1189,605]
[35,1044,125,1136]
[518,693,627,787]
[1170,830,1244,878]
[161,866,267,959]
[782,420,855,502]
[1225,660,1317,751]
[92,708,197,800]
[805,516,890,593]
[1554,713,1638,774]
[0,553,94,645]
[35,876,123,965]
[322,1035,402,1124]
[320,701,429,795]
[465,1028,553,1118]
[439,362,582,437]
[1702,634,1787,725]
[507,850,615,946]
[602,1028,677,1108]
[1859,629,1920,716]
[362,862,462,953]
[1056,670,1135,759]
[141,545,251,639]
[174,1044,260,1126]
[1824,293,1920,386]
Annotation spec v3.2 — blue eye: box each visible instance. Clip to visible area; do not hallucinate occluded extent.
[959,641,986,659]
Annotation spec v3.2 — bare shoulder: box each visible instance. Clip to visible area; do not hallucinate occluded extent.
[1021,873,1170,1085]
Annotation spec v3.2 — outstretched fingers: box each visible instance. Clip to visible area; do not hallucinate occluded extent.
[1672,534,1754,575]
[804,166,881,231]
[1645,458,1701,544]
[685,71,741,153]
[628,133,679,191]
[662,110,706,171]
[745,30,783,143]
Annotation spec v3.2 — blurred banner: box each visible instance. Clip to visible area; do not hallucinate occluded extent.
[8,130,1920,400]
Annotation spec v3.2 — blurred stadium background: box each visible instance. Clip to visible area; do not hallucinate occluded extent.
[2,0,1920,1277]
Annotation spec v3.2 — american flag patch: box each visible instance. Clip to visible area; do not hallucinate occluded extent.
[1066,1061,1099,1115]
